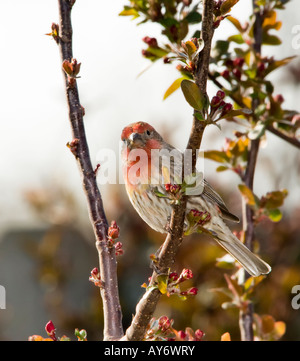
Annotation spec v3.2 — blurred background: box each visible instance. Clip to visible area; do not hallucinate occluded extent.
[0,0,299,340]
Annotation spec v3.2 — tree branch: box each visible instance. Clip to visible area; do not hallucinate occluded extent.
[266,125,300,149]
[57,0,123,341]
[123,0,215,341]
[239,0,264,341]
[209,72,300,151]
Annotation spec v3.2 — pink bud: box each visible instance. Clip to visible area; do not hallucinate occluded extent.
[115,241,124,256]
[142,36,158,48]
[187,287,198,295]
[274,94,284,104]
[216,90,225,99]
[158,316,171,332]
[178,268,193,282]
[195,329,204,340]
[108,220,120,239]
[221,69,230,79]
[211,96,222,107]
[257,62,265,74]
[221,103,233,115]
[45,320,56,341]
[233,57,245,68]
[169,272,179,282]
[178,330,186,340]
[91,267,99,276]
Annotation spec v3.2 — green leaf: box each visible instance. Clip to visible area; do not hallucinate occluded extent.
[264,56,296,76]
[267,208,282,222]
[203,150,230,163]
[147,46,169,58]
[228,34,244,44]
[260,189,288,209]
[185,11,202,24]
[153,187,168,198]
[213,40,230,59]
[262,33,282,45]
[220,0,240,15]
[181,80,204,111]
[238,184,256,206]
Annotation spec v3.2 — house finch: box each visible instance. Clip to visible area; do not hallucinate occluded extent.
[121,121,271,277]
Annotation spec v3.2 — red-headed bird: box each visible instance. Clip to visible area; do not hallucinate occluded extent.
[121,121,271,277]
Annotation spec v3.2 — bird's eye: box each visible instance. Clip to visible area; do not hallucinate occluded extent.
[146,130,151,136]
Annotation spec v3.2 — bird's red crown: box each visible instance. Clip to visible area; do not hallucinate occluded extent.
[121,122,154,141]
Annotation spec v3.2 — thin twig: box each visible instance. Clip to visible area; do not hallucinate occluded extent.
[208,73,300,151]
[266,125,300,149]
[56,0,123,341]
[123,0,215,341]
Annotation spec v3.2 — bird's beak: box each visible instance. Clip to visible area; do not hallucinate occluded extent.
[128,132,144,147]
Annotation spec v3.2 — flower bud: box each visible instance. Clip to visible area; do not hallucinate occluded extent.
[115,241,124,256]
[178,268,193,282]
[169,272,179,282]
[257,62,265,75]
[177,330,186,340]
[232,68,241,79]
[142,36,158,48]
[274,94,284,104]
[211,96,222,108]
[187,287,198,295]
[221,103,233,115]
[45,320,56,341]
[108,220,120,240]
[195,329,204,340]
[216,90,225,99]
[233,57,245,68]
[158,316,171,332]
[89,267,103,288]
[221,69,230,79]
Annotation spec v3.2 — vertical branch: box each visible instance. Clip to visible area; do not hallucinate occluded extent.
[123,0,215,341]
[239,0,264,342]
[57,0,123,340]
[187,0,215,166]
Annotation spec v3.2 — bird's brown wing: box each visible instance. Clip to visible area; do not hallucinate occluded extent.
[200,179,240,223]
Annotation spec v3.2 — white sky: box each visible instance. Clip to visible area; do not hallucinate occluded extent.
[0,0,299,232]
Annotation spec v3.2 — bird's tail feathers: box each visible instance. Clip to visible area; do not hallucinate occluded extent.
[211,222,271,277]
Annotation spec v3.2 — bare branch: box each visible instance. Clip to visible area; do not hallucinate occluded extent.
[239,0,264,341]
[57,0,123,341]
